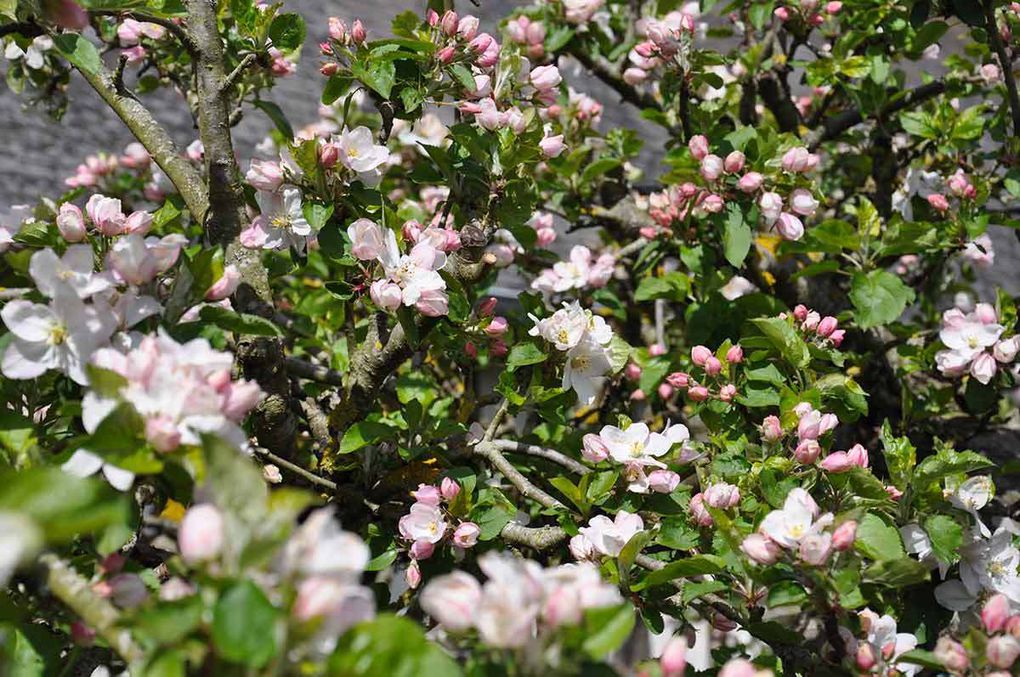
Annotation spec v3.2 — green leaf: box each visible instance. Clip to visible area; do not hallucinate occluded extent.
[253,100,294,140]
[54,33,103,76]
[749,317,811,368]
[448,63,477,91]
[506,342,547,372]
[198,306,283,337]
[136,596,204,645]
[618,530,653,587]
[321,74,353,105]
[897,649,945,670]
[634,272,689,302]
[863,558,931,588]
[923,515,963,564]
[212,581,279,667]
[913,448,993,489]
[329,615,461,676]
[0,409,36,459]
[582,605,636,659]
[879,420,915,489]
[849,270,915,329]
[854,513,905,561]
[267,12,305,51]
[301,202,333,232]
[631,555,726,591]
[351,58,396,98]
[338,421,396,454]
[722,204,752,268]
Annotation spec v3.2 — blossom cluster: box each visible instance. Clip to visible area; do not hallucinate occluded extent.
[420,551,621,648]
[581,421,692,493]
[740,487,857,567]
[399,480,480,581]
[529,301,617,404]
[935,303,1017,385]
[667,343,744,403]
[531,244,616,294]
[347,217,452,317]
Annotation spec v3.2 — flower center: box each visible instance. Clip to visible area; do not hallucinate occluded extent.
[571,355,590,371]
[788,524,805,539]
[48,323,68,345]
[629,441,644,457]
[271,215,290,229]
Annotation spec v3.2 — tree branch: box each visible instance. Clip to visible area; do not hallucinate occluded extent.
[985,0,1020,136]
[805,80,946,150]
[499,522,569,550]
[221,53,257,95]
[567,48,660,112]
[71,54,208,221]
[40,553,144,665]
[285,357,345,386]
[490,439,592,476]
[473,440,566,510]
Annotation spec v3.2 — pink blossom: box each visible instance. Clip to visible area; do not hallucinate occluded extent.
[794,439,821,464]
[759,191,783,224]
[790,188,819,216]
[453,522,481,548]
[737,172,764,193]
[530,65,562,91]
[725,345,744,364]
[440,477,461,501]
[781,146,818,172]
[719,658,756,677]
[419,571,481,631]
[412,483,442,506]
[56,203,86,242]
[799,532,832,566]
[927,193,950,212]
[741,533,780,564]
[689,493,713,526]
[700,154,724,181]
[820,451,853,473]
[660,636,687,677]
[691,345,712,366]
[246,160,285,191]
[776,212,805,240]
[761,415,783,442]
[704,482,740,508]
[983,594,1011,633]
[410,540,435,560]
[688,135,709,161]
[971,352,998,384]
[370,279,402,311]
[85,194,125,235]
[846,443,869,468]
[347,219,387,260]
[703,356,722,376]
[986,636,1019,669]
[832,520,857,550]
[540,134,565,158]
[178,504,224,563]
[724,151,745,173]
[648,469,680,493]
[666,372,689,388]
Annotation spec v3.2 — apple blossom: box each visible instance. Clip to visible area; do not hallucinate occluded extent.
[578,511,644,557]
[178,504,225,563]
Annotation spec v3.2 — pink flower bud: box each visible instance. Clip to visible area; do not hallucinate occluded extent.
[582,433,609,463]
[426,9,439,26]
[792,304,809,321]
[781,146,815,172]
[691,345,712,366]
[440,477,461,501]
[145,416,182,452]
[320,62,339,76]
[927,193,950,212]
[720,658,756,677]
[737,171,764,193]
[761,415,783,442]
[437,45,456,64]
[530,64,562,91]
[319,141,340,168]
[829,329,846,347]
[794,439,821,464]
[984,594,1011,633]
[1007,615,1020,637]
[704,483,740,509]
[660,636,687,677]
[406,561,422,589]
[412,484,442,506]
[57,203,87,242]
[441,10,459,36]
[370,279,402,310]
[86,194,126,235]
[648,469,681,493]
[350,19,366,43]
[700,154,724,181]
[703,356,722,376]
[688,135,709,161]
[933,637,969,673]
[790,188,819,217]
[987,636,1020,669]
[453,522,480,548]
[741,533,780,565]
[623,67,648,85]
[819,451,853,473]
[328,17,347,42]
[485,315,508,337]
[816,316,838,337]
[458,15,480,40]
[540,134,565,158]
[410,539,435,560]
[724,151,745,173]
[688,386,709,401]
[666,372,689,388]
[689,493,713,525]
[625,363,642,380]
[719,384,736,402]
[655,383,673,400]
[725,345,744,363]
[847,443,869,468]
[468,32,493,54]
[832,520,857,551]
[178,504,225,563]
[477,297,497,317]
[776,212,805,241]
[975,302,998,324]
[826,1,842,13]
[490,339,508,357]
[758,191,783,224]
[464,341,478,359]
[994,337,1018,363]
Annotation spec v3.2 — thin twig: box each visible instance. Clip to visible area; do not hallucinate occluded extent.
[985,0,1020,136]
[252,447,337,491]
[482,398,510,442]
[490,439,592,476]
[220,53,257,96]
[89,9,199,54]
[112,54,129,95]
[473,440,565,510]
